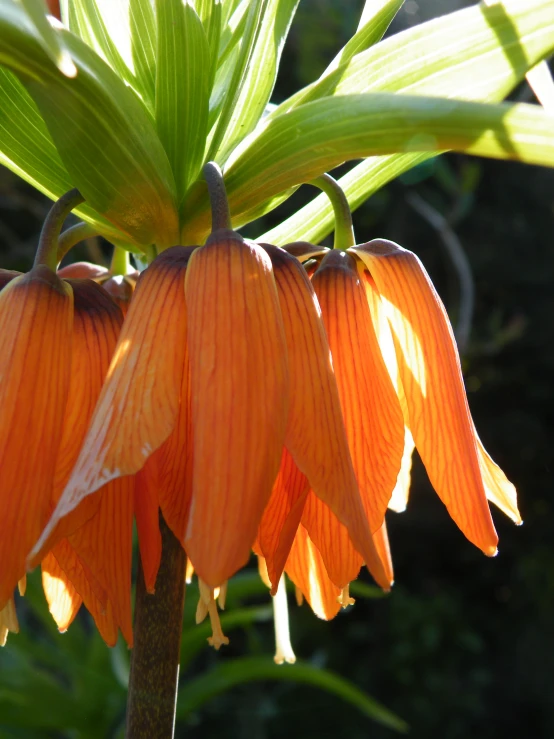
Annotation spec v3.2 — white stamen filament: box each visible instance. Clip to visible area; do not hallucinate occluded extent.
[272,575,296,665]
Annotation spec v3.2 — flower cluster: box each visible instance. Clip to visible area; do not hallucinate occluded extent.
[0,209,519,658]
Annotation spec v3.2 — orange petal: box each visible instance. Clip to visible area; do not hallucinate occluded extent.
[0,269,21,290]
[358,267,415,514]
[312,250,405,532]
[135,455,162,594]
[67,475,134,646]
[476,433,521,524]
[28,279,124,563]
[58,262,109,280]
[301,490,362,588]
[156,329,193,545]
[352,240,498,554]
[372,520,394,585]
[257,448,311,593]
[100,273,140,316]
[42,549,82,632]
[33,247,193,555]
[262,244,390,590]
[0,267,73,607]
[285,524,341,621]
[43,542,119,646]
[184,234,289,586]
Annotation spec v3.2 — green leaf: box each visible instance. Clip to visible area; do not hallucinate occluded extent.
[272,0,554,116]
[63,0,158,111]
[258,0,554,245]
[182,93,554,242]
[176,657,408,732]
[20,0,76,77]
[129,0,158,112]
[194,0,223,91]
[259,153,431,245]
[275,0,403,115]
[0,0,178,248]
[155,0,210,201]
[211,0,300,163]
[0,67,126,243]
[206,0,269,161]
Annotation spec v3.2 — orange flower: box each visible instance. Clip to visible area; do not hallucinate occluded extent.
[272,238,520,620]
[32,233,387,645]
[0,266,133,646]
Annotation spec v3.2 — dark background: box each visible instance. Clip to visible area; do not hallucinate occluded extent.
[1,1,553,737]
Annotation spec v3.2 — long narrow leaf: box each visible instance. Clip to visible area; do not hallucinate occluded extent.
[181,93,554,242]
[259,0,554,245]
[276,0,403,115]
[155,0,210,201]
[129,0,158,112]
[271,0,554,118]
[206,0,269,161]
[20,0,76,77]
[0,1,178,248]
[212,0,300,163]
[175,657,408,732]
[0,67,128,242]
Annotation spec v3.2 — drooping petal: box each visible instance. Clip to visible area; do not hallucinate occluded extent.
[262,245,390,590]
[358,266,415,514]
[134,456,162,594]
[352,240,498,555]
[476,433,521,524]
[32,247,193,555]
[42,548,84,632]
[0,267,73,608]
[184,234,289,586]
[42,543,119,646]
[301,490,362,588]
[29,280,123,555]
[257,448,311,593]
[312,250,405,532]
[285,524,341,621]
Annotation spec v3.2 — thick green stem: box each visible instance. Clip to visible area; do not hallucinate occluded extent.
[35,189,84,270]
[309,174,355,250]
[110,245,131,276]
[203,161,231,233]
[56,221,99,264]
[125,515,186,739]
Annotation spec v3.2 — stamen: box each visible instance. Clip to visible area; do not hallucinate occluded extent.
[206,600,229,650]
[295,586,304,607]
[272,575,296,665]
[185,558,194,584]
[0,597,19,647]
[338,585,355,609]
[217,581,228,610]
[197,579,230,649]
[18,575,27,597]
[195,598,209,624]
[257,555,271,589]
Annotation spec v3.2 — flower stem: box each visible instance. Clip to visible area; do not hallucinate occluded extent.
[203,161,231,233]
[110,245,131,276]
[126,515,186,739]
[35,189,84,271]
[309,174,355,250]
[57,222,99,264]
